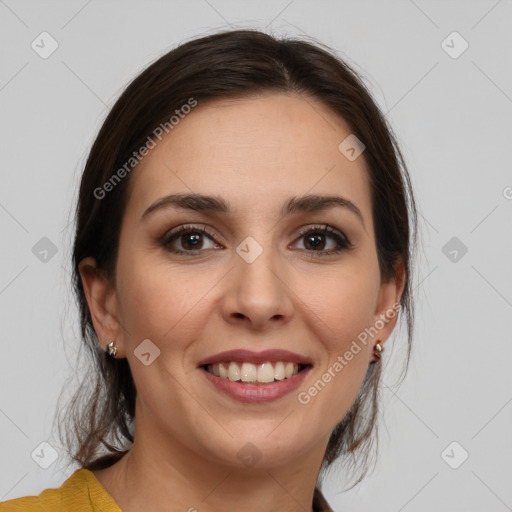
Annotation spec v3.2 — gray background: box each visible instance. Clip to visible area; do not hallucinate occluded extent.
[1,1,511,511]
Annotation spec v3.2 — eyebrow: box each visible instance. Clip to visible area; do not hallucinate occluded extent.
[141,192,365,228]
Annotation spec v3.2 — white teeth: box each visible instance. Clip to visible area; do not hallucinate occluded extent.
[228,361,241,381]
[257,362,275,383]
[240,362,257,382]
[206,361,301,383]
[274,361,285,380]
[218,363,228,379]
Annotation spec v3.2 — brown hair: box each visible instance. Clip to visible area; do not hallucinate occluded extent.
[58,28,418,489]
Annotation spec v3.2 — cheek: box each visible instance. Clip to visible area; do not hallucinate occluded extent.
[296,265,379,353]
[296,275,375,424]
[292,266,378,416]
[116,252,218,350]
[116,252,172,340]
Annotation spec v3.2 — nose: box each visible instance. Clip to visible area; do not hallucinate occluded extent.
[220,239,294,331]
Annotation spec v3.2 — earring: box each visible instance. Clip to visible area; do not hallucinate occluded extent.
[106,340,117,358]
[372,342,383,363]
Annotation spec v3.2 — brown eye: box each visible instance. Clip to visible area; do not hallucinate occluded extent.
[292,224,352,256]
[160,225,222,255]
[159,223,352,257]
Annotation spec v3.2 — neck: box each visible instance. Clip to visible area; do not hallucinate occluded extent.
[94,425,328,512]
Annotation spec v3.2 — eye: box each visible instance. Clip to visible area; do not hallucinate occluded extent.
[159,223,353,257]
[160,225,222,255]
[291,224,352,256]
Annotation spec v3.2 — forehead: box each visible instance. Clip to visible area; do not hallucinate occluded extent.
[125,92,372,225]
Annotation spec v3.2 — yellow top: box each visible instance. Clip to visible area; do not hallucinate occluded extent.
[0,468,121,512]
[0,468,333,511]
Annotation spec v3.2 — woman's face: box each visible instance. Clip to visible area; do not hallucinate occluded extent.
[83,92,403,469]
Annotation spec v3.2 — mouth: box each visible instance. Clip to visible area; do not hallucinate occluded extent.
[201,361,312,385]
[201,361,312,384]
[197,349,313,402]
[197,348,313,384]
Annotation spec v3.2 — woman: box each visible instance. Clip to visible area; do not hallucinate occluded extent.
[0,28,417,512]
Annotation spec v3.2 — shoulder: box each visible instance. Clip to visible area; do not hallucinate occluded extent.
[0,495,43,512]
[0,468,120,512]
[0,479,66,512]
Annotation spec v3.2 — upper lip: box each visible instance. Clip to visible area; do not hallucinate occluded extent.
[197,349,313,367]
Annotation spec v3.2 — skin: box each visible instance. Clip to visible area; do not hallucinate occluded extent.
[79,92,405,512]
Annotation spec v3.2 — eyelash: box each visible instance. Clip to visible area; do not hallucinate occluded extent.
[159,223,353,257]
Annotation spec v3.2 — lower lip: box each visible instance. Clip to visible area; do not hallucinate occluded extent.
[199,366,312,403]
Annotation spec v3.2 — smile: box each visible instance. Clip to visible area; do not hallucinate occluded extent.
[197,348,313,402]
[205,361,307,384]
[200,365,313,403]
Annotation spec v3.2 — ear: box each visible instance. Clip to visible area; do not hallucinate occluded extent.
[78,257,125,358]
[371,256,406,359]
